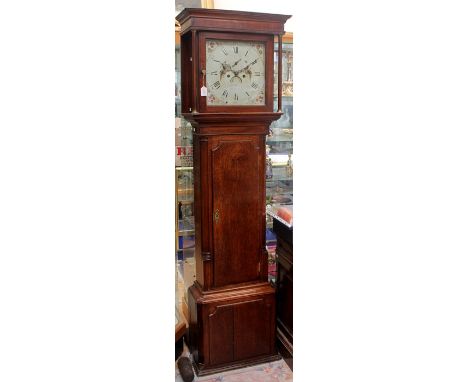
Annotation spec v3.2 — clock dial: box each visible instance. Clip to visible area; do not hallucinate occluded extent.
[206,39,265,106]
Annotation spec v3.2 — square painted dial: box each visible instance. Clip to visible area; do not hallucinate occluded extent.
[206,39,265,106]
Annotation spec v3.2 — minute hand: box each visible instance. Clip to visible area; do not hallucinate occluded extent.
[234,59,258,75]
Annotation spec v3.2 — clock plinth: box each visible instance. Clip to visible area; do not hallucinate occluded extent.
[176,8,291,375]
[187,282,280,375]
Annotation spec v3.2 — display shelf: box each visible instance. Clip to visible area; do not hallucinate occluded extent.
[176,167,195,247]
[177,247,195,264]
[269,164,293,172]
[178,217,195,235]
[175,32,195,326]
[273,95,293,100]
[177,188,193,193]
[270,40,293,205]
[266,175,293,182]
[266,38,293,291]
[267,183,293,188]
[266,192,293,199]
[267,194,293,201]
[267,186,292,191]
[178,199,193,205]
[267,135,293,143]
[268,155,293,168]
[178,230,195,236]
[177,190,193,198]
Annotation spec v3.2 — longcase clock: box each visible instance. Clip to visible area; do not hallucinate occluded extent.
[176,8,291,375]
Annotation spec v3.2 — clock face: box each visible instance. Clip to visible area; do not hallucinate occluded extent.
[205,39,265,106]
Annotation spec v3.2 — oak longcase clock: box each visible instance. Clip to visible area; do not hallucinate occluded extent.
[176,8,290,376]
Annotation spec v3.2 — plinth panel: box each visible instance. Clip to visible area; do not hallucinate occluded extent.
[233,298,271,359]
[188,283,279,375]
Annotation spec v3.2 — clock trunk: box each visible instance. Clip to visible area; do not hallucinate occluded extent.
[211,135,264,287]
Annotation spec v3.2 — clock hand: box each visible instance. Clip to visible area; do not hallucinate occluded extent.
[232,58,242,67]
[233,66,253,77]
[233,59,258,75]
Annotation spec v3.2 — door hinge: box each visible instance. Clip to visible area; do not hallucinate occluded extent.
[258,262,261,275]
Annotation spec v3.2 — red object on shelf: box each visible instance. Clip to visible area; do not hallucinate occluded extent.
[277,206,293,225]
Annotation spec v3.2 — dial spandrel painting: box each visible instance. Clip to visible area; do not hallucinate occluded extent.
[206,39,266,105]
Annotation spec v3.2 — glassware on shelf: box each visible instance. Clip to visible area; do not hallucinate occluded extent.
[265,145,273,179]
[175,166,196,304]
[283,50,293,97]
[266,157,273,179]
[286,153,293,177]
[273,41,293,98]
[278,107,291,128]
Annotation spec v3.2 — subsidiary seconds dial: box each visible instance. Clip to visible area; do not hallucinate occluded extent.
[205,39,265,106]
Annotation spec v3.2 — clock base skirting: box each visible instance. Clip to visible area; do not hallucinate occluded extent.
[187,282,278,376]
[276,326,293,371]
[193,352,282,377]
